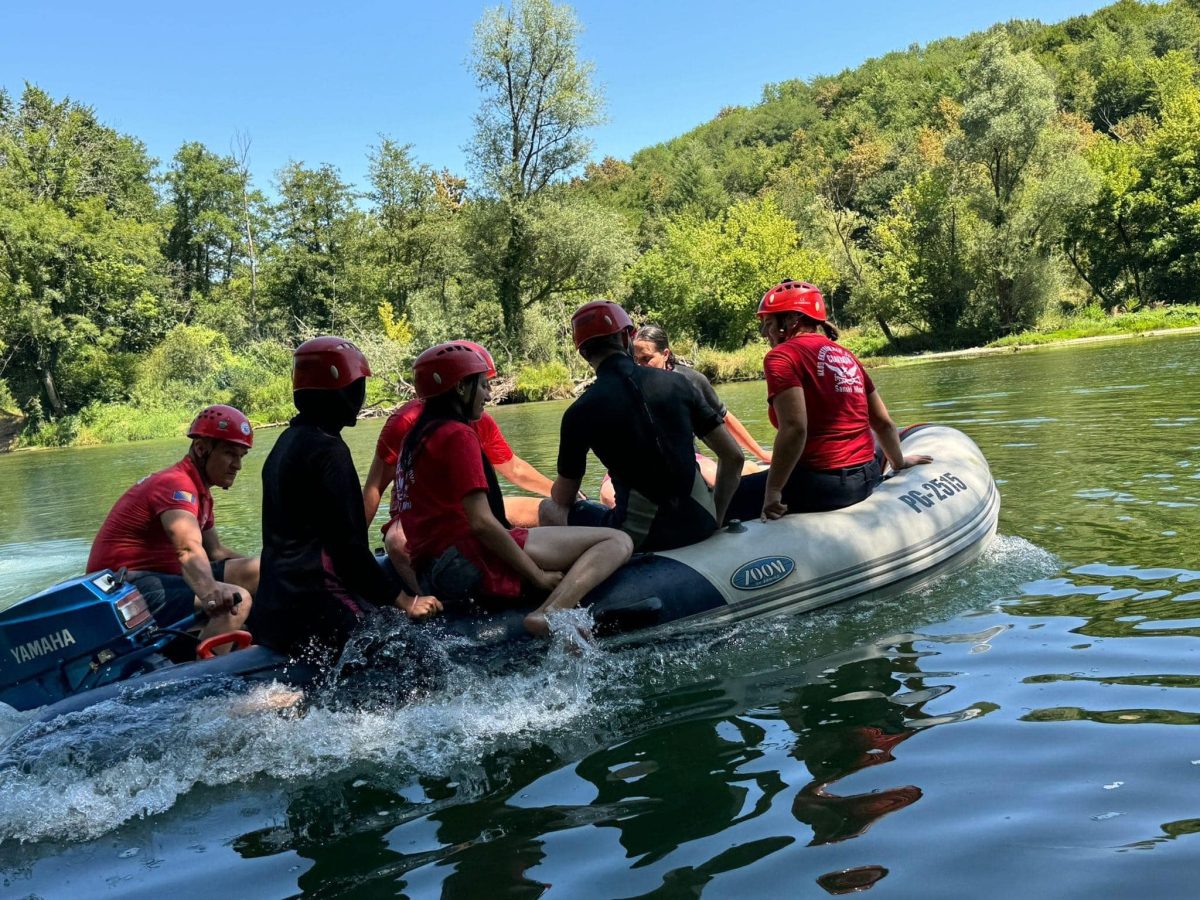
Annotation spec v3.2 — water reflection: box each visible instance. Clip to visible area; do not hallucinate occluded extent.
[1008,565,1200,639]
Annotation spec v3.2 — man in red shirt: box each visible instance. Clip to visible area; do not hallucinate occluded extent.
[362,341,555,609]
[87,405,258,648]
[724,280,931,522]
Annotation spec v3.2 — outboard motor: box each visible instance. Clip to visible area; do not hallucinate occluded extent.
[0,570,172,711]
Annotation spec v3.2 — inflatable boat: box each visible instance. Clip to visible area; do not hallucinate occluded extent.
[0,424,997,727]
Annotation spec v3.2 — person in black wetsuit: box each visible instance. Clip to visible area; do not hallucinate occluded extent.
[246,336,430,662]
[538,301,744,552]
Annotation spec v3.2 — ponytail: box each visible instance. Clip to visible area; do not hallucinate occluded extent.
[820,321,839,341]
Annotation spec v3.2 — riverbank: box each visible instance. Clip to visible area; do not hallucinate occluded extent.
[6,307,1199,452]
[862,323,1200,370]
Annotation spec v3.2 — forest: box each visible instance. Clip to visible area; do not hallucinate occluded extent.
[2,0,1199,447]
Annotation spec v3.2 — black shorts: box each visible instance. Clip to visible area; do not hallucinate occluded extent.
[568,468,718,553]
[128,560,227,627]
[724,457,883,523]
[567,499,618,529]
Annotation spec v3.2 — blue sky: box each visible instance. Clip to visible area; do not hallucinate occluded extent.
[2,0,1114,193]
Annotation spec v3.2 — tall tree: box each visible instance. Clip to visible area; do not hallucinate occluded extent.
[0,85,167,418]
[264,162,355,332]
[628,197,834,349]
[950,33,1093,333]
[163,141,245,306]
[467,0,604,336]
[364,139,465,312]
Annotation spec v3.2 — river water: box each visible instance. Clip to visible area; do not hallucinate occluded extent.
[0,334,1197,898]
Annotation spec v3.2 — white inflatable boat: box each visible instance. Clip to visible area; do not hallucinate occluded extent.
[452,423,1000,643]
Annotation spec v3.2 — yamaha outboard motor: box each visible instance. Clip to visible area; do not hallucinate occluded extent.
[0,570,172,711]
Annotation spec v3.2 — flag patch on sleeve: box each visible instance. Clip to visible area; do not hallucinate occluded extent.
[172,490,196,503]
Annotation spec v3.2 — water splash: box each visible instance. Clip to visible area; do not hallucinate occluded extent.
[0,533,1053,846]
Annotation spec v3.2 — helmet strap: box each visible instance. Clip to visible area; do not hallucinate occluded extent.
[189,439,216,486]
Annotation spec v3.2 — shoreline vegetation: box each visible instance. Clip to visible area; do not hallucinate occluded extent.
[6,1,1200,453]
[2,307,1196,453]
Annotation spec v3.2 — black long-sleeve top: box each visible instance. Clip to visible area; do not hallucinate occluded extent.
[247,414,395,657]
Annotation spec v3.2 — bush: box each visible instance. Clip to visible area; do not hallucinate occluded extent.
[839,327,894,359]
[0,379,18,416]
[141,324,233,384]
[222,341,295,425]
[74,399,194,446]
[987,304,1200,347]
[16,415,81,448]
[690,344,764,383]
[513,361,574,402]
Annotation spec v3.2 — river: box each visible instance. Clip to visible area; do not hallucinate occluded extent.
[0,334,1197,898]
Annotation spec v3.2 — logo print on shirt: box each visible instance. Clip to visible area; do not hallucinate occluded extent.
[172,490,196,503]
[816,345,864,394]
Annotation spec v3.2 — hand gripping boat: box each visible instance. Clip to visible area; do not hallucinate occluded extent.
[0,424,997,724]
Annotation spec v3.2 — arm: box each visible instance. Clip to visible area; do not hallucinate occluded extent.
[722,411,772,463]
[362,451,393,523]
[543,405,588,521]
[320,446,403,607]
[550,474,583,507]
[200,526,245,562]
[698,423,744,525]
[161,510,243,612]
[494,455,555,496]
[463,491,560,592]
[867,390,931,471]
[762,387,808,520]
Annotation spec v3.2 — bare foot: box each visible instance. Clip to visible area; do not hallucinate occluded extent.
[523,611,550,638]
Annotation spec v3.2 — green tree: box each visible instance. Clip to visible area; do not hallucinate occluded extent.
[467,190,634,350]
[163,142,247,306]
[467,0,605,336]
[628,197,835,349]
[364,139,466,314]
[0,85,168,418]
[263,162,355,332]
[950,34,1094,333]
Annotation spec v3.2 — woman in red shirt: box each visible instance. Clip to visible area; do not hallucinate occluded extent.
[725,281,931,523]
[396,342,633,637]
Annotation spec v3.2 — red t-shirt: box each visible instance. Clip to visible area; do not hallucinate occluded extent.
[378,399,513,528]
[376,400,513,468]
[763,333,877,470]
[87,456,213,574]
[395,421,526,598]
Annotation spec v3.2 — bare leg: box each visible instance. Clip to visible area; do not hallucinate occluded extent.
[504,496,544,528]
[599,478,616,508]
[223,556,260,596]
[521,527,633,636]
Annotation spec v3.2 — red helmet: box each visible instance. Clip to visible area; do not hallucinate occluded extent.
[413,342,491,400]
[293,336,372,390]
[456,340,497,378]
[188,404,253,449]
[757,281,827,322]
[571,300,634,350]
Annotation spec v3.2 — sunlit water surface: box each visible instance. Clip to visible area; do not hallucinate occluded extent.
[0,334,1197,898]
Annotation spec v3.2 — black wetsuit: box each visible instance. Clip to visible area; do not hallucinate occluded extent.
[558,353,722,551]
[671,363,727,419]
[247,413,397,659]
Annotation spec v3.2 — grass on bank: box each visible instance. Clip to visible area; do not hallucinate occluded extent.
[985,303,1200,347]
